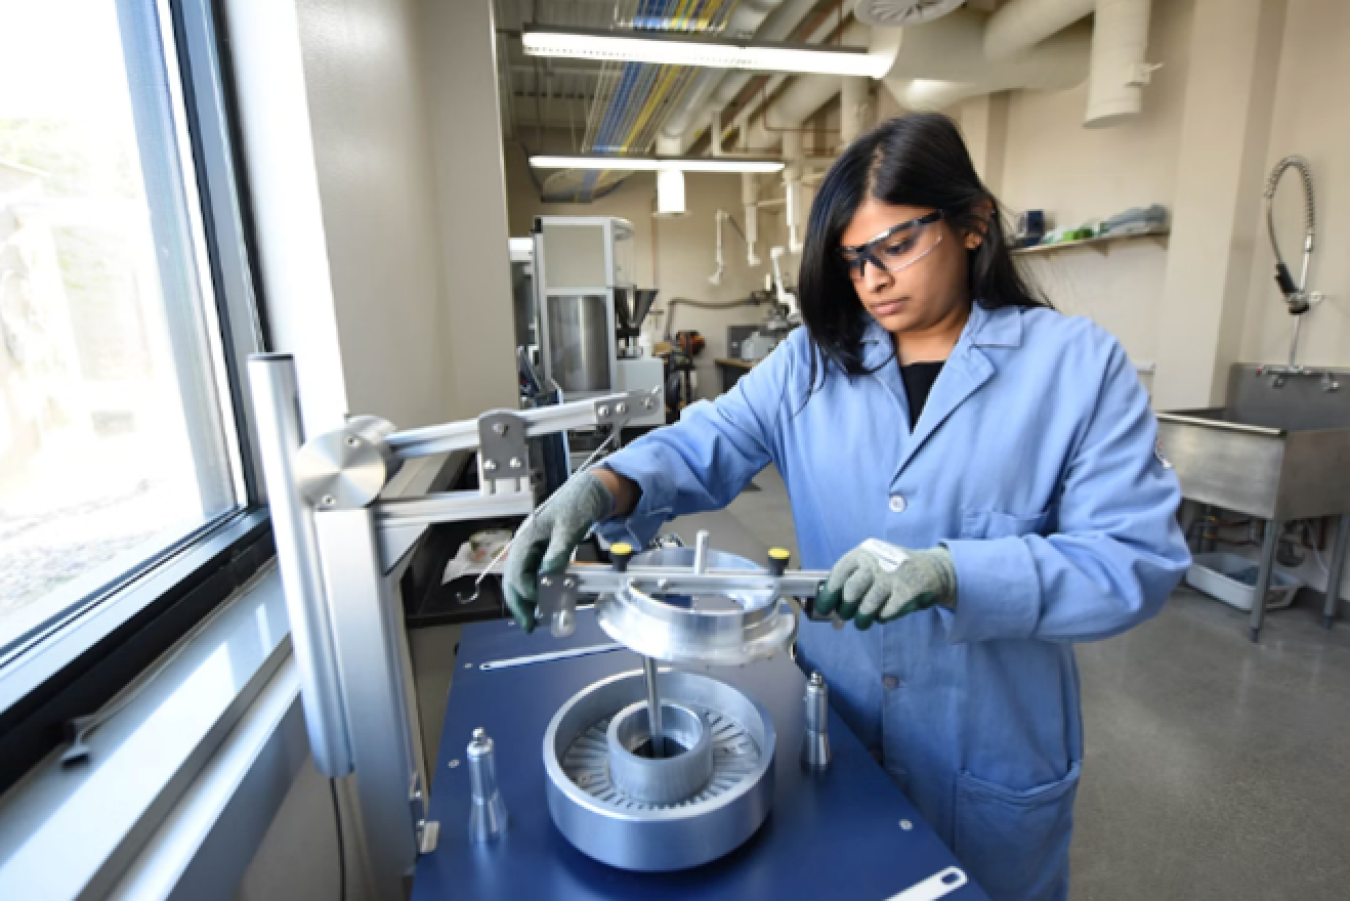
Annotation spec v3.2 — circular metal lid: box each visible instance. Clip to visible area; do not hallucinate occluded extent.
[595,547,798,667]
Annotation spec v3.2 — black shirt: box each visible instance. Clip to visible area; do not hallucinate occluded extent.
[899,361,945,428]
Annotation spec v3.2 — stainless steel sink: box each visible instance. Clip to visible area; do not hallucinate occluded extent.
[1157,364,1350,639]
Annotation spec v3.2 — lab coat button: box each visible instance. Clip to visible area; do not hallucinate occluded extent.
[889,495,907,513]
[882,675,900,690]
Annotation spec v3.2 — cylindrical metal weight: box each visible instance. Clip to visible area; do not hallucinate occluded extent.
[607,702,713,805]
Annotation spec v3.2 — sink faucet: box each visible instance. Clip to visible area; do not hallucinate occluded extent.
[1255,364,1340,392]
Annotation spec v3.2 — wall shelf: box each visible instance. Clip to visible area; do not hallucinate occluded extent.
[1012,227,1170,257]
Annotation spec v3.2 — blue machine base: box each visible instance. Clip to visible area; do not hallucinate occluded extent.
[413,612,989,900]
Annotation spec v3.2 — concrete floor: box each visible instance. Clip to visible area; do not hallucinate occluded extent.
[411,466,1350,899]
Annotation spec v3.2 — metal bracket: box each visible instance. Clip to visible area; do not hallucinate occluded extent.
[411,772,439,854]
[536,572,582,638]
[592,388,661,430]
[477,411,529,483]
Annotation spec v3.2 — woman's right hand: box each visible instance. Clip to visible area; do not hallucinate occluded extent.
[502,471,617,632]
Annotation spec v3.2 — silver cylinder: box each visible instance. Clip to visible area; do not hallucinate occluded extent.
[802,671,831,770]
[546,293,611,392]
[692,530,711,575]
[248,354,353,778]
[607,702,713,805]
[468,728,508,842]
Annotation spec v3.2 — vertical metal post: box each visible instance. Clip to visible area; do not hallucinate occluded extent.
[802,672,831,770]
[248,354,353,776]
[1248,519,1283,643]
[316,508,422,894]
[643,657,665,759]
[1321,514,1350,629]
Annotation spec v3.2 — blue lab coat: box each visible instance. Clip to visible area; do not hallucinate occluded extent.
[598,302,1189,901]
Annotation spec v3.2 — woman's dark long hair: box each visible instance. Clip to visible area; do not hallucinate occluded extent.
[798,112,1049,387]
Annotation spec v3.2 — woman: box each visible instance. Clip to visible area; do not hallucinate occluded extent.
[504,112,1190,901]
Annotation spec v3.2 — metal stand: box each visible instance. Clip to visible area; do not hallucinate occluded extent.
[248,353,657,899]
[1322,514,1350,629]
[1248,520,1283,643]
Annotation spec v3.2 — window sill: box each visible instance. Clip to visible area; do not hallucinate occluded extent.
[0,450,460,900]
[0,563,292,900]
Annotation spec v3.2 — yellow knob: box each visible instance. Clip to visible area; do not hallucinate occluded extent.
[768,548,791,560]
[611,542,633,556]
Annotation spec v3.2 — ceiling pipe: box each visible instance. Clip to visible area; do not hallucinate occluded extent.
[984,0,1096,60]
[881,8,1090,111]
[660,0,825,155]
[742,173,762,266]
[984,0,1156,128]
[840,76,872,145]
[1086,0,1155,127]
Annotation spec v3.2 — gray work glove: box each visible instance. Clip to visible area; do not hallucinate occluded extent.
[502,471,615,633]
[814,540,957,631]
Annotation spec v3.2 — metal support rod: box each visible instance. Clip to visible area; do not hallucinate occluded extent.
[317,508,423,892]
[1321,514,1350,629]
[693,530,710,575]
[1248,519,1283,642]
[1289,313,1304,369]
[643,656,665,759]
[248,354,353,777]
[384,388,656,459]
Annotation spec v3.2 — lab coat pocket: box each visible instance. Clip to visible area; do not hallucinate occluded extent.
[954,762,1080,901]
[960,509,1050,540]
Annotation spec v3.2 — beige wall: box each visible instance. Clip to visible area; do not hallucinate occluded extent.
[986,0,1195,382]
[1239,0,1350,368]
[225,0,516,434]
[505,139,789,399]
[296,0,450,430]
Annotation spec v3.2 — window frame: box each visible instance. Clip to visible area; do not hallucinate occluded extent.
[0,0,274,794]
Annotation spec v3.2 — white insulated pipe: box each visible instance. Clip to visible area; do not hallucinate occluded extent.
[840,76,871,145]
[740,20,871,153]
[660,0,818,153]
[742,173,761,266]
[983,0,1096,60]
[782,130,805,253]
[983,0,1154,127]
[1085,0,1153,127]
[881,8,1090,112]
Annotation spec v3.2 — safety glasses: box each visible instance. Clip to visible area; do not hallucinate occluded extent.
[837,210,944,279]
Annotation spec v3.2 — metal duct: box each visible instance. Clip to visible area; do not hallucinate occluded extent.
[882,8,1090,111]
[1085,0,1153,127]
[983,0,1096,60]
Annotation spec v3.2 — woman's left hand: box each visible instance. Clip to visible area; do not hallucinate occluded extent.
[815,540,958,630]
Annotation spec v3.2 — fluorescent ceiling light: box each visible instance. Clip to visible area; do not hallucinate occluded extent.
[530,155,785,173]
[522,26,891,78]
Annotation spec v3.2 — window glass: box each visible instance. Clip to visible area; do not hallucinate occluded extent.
[0,0,242,654]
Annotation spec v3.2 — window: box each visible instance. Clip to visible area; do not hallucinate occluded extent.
[0,0,269,786]
[0,0,254,663]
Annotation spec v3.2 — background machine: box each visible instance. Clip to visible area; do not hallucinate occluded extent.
[530,216,664,432]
